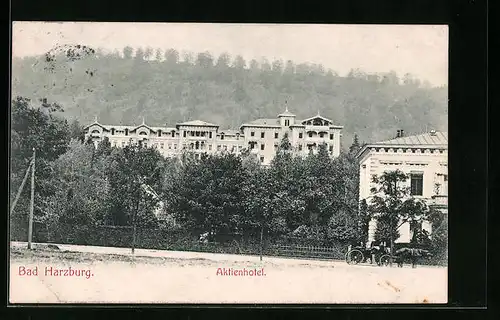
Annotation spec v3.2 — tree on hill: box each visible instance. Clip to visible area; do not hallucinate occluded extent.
[11,46,448,150]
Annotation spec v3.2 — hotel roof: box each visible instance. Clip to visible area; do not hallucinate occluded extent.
[176,120,219,127]
[241,118,281,128]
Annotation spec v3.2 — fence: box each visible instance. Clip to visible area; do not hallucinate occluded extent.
[9,221,447,265]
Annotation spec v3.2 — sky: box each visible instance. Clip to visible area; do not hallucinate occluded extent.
[12,22,448,86]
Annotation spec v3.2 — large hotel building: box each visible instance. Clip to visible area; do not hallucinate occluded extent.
[83,107,344,165]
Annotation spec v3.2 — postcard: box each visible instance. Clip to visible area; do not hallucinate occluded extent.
[9,22,448,304]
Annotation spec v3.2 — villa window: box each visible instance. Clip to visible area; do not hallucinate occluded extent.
[121,141,125,147]
[221,134,225,140]
[275,132,279,139]
[410,173,424,196]
[261,132,265,138]
[209,132,213,138]
[260,156,264,163]
[330,134,334,140]
[251,131,255,137]
[299,145,303,151]
[299,133,303,139]
[329,145,333,152]
[174,144,177,149]
[209,145,212,151]
[285,120,290,126]
[308,132,313,138]
[319,133,324,138]
[183,131,187,138]
[261,144,265,150]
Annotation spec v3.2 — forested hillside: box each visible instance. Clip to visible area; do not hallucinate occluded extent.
[11,46,448,148]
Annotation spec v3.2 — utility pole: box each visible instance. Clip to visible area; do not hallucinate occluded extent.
[28,148,35,250]
[10,160,33,215]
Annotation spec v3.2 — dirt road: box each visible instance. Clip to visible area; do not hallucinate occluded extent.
[9,242,447,304]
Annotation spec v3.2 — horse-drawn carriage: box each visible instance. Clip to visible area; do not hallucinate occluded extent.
[345,241,433,267]
[345,241,390,265]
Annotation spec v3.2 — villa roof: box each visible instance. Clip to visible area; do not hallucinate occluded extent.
[375,131,448,146]
[356,131,448,159]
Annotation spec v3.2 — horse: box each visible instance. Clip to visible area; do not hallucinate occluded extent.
[394,248,432,268]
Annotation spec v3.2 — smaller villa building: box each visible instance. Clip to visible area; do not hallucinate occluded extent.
[356,130,448,244]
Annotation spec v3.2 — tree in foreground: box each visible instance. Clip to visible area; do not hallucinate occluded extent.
[367,170,431,259]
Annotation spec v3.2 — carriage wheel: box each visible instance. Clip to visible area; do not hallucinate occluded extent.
[346,249,364,265]
[379,254,392,266]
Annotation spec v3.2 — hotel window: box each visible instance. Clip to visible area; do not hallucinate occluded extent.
[261,144,265,150]
[209,132,213,138]
[274,143,278,149]
[299,133,303,138]
[261,132,265,138]
[183,131,187,138]
[251,131,255,137]
[275,132,278,139]
[196,131,200,137]
[111,128,115,135]
[125,129,129,136]
[319,133,324,138]
[160,143,164,149]
[174,144,177,149]
[224,145,228,151]
[168,144,171,149]
[260,156,264,163]
[299,145,303,151]
[330,134,334,140]
[410,173,424,196]
[285,120,290,126]
[113,141,117,147]
[329,145,333,152]
[158,130,162,137]
[209,145,212,151]
[221,134,225,140]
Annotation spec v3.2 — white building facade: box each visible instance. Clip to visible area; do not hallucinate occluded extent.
[83,108,343,165]
[356,130,448,244]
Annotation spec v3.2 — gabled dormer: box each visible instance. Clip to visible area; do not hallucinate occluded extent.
[301,113,334,126]
[129,118,157,135]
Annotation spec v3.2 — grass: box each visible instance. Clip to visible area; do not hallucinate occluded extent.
[9,245,213,266]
